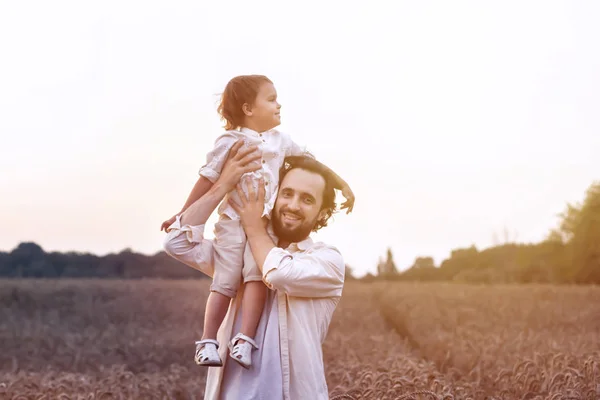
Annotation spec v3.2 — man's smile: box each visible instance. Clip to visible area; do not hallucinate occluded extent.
[282,211,302,223]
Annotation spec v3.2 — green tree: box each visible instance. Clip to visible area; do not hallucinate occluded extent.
[377,247,398,277]
[559,181,600,283]
[345,264,356,280]
[410,256,435,269]
[401,256,438,281]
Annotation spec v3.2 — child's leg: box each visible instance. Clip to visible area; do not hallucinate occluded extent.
[238,220,277,340]
[203,216,245,340]
[228,223,276,367]
[195,216,245,366]
[238,280,267,341]
[226,241,266,367]
[201,291,232,341]
[238,240,269,342]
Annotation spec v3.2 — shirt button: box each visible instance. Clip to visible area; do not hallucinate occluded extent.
[262,160,265,164]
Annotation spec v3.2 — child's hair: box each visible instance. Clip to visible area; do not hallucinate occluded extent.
[217,75,273,130]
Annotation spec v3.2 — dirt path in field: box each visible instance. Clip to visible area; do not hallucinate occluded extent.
[324,283,454,399]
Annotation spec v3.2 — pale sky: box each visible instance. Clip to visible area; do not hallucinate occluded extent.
[1,1,598,277]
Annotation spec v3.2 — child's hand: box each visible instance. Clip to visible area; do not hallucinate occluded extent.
[160,214,178,232]
[340,185,355,214]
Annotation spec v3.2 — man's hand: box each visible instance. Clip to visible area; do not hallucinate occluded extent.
[171,140,261,228]
[215,140,262,193]
[229,178,274,270]
[229,178,268,236]
[340,184,355,214]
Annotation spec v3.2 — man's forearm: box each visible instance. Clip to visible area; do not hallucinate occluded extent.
[180,182,230,226]
[246,228,277,273]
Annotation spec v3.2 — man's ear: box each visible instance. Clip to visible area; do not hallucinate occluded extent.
[317,209,328,224]
[242,103,252,116]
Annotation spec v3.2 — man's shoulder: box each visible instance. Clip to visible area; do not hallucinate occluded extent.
[309,240,340,252]
[307,241,344,263]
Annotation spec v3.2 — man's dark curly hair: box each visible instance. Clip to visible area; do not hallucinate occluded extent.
[279,155,339,232]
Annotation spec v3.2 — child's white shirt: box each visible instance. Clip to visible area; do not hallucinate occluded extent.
[199,127,308,220]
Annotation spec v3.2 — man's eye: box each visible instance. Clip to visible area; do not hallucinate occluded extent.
[304,198,313,204]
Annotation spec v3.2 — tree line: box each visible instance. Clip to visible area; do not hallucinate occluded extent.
[357,181,600,284]
[2,181,598,283]
[0,244,205,279]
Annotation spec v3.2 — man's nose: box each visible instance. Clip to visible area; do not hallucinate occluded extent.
[288,197,300,211]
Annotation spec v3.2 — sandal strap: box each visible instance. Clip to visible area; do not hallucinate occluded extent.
[229,333,259,350]
[195,339,219,348]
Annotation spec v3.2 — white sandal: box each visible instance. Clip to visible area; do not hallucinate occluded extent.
[228,333,258,369]
[194,339,223,367]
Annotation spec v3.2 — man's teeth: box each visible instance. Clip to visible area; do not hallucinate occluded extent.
[283,213,300,221]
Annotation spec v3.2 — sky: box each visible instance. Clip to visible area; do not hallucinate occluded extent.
[1,0,599,277]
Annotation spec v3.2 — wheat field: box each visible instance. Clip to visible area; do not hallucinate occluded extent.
[1,279,599,400]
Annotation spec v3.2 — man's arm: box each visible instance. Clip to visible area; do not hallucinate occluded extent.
[163,215,216,277]
[261,245,345,298]
[163,176,232,276]
[163,141,261,273]
[229,179,276,270]
[180,142,261,226]
[232,214,344,298]
[230,180,344,298]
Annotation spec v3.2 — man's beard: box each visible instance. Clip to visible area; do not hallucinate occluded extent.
[272,209,316,244]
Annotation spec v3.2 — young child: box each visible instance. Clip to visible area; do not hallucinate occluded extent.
[161,75,354,369]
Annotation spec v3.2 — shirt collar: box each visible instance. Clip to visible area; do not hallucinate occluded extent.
[240,127,268,136]
[287,236,313,252]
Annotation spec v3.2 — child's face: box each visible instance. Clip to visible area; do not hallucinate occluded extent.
[246,82,281,131]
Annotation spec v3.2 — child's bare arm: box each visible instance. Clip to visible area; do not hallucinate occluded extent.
[160,176,213,231]
[161,134,241,232]
[318,164,355,214]
[327,168,355,213]
[179,176,214,214]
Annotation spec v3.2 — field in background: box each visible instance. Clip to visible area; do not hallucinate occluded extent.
[1,280,599,400]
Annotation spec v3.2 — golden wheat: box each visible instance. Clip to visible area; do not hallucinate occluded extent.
[372,282,600,400]
[1,280,598,400]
